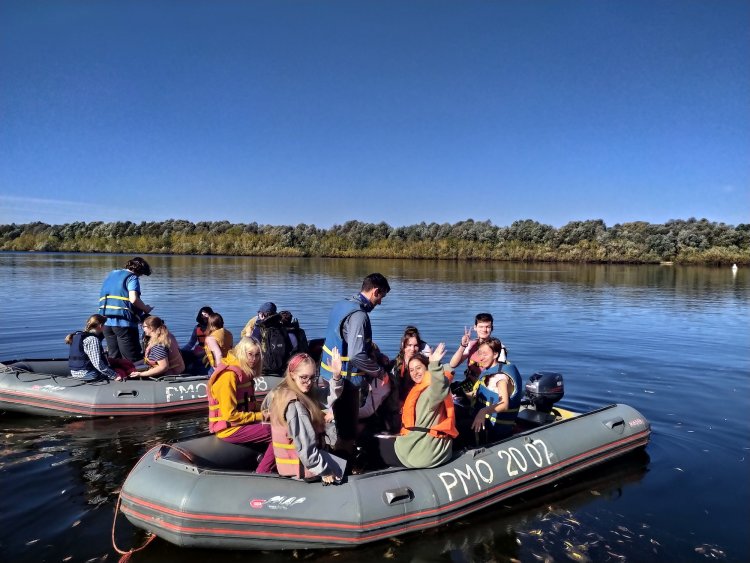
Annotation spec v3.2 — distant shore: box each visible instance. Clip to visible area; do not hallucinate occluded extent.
[2,218,748,265]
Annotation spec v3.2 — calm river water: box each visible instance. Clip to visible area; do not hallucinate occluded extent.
[1,253,748,562]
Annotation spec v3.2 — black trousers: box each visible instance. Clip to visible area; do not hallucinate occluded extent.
[103,325,142,362]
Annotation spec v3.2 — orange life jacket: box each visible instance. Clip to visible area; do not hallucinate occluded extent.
[207,361,257,433]
[400,368,458,439]
[270,388,324,479]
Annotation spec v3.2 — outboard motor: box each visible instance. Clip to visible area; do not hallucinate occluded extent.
[518,372,564,427]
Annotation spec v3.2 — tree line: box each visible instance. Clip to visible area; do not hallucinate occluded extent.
[1,218,748,265]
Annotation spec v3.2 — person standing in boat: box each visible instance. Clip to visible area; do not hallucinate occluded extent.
[469,338,523,444]
[98,257,153,362]
[207,337,275,473]
[65,314,120,381]
[391,343,458,469]
[203,312,234,372]
[270,349,344,483]
[180,306,213,375]
[319,273,391,455]
[128,316,185,378]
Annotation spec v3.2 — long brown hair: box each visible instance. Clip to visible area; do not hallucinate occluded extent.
[270,354,325,432]
[65,314,106,345]
[206,312,224,334]
[143,316,171,348]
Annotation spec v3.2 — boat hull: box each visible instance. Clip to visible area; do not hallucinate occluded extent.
[120,403,651,550]
[0,360,281,418]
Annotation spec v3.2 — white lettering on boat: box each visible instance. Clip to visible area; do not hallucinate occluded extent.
[165,382,208,402]
[254,377,268,392]
[438,438,555,501]
[31,384,65,393]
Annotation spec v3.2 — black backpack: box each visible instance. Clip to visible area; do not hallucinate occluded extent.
[257,315,293,375]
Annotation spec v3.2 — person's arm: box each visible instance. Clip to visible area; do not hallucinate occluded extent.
[324,346,344,409]
[449,327,472,368]
[125,275,152,314]
[205,336,224,366]
[425,343,451,404]
[133,345,169,377]
[212,372,263,425]
[83,337,117,379]
[471,375,511,432]
[343,311,384,378]
[286,402,339,480]
[182,327,198,352]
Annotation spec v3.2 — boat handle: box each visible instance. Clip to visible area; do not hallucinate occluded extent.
[117,390,138,397]
[604,417,625,432]
[384,487,414,505]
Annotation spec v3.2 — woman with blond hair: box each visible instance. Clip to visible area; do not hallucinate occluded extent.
[129,316,184,378]
[66,314,119,381]
[208,337,275,473]
[270,348,344,483]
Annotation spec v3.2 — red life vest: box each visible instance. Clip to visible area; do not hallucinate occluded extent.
[400,368,459,439]
[207,363,257,433]
[270,388,324,479]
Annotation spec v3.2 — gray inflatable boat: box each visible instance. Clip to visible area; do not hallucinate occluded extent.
[119,400,651,550]
[0,359,281,418]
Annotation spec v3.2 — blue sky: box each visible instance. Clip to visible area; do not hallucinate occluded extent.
[1,0,748,228]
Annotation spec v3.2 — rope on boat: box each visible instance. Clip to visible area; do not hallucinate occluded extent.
[111,492,156,562]
[155,442,197,464]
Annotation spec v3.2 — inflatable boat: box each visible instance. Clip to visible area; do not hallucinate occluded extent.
[0,359,281,418]
[119,373,651,550]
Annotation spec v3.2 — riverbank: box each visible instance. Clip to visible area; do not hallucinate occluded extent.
[2,218,748,265]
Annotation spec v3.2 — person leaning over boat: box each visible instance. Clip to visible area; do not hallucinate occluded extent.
[128,316,185,378]
[469,338,523,444]
[98,256,153,362]
[319,273,391,456]
[270,349,344,484]
[392,343,459,469]
[203,312,233,372]
[65,314,119,381]
[207,337,275,473]
[180,305,213,375]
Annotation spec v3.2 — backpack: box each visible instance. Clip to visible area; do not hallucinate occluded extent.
[280,312,309,355]
[257,315,293,375]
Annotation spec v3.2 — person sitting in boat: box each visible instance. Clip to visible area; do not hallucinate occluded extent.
[129,316,185,378]
[391,343,459,469]
[180,305,213,375]
[66,314,120,381]
[469,338,523,445]
[208,337,275,473]
[203,312,234,373]
[391,326,431,401]
[448,313,506,380]
[270,349,344,484]
[240,301,275,339]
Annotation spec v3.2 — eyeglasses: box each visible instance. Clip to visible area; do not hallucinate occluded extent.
[297,374,317,383]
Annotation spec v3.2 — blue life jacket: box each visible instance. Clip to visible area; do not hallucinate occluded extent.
[68,331,101,372]
[472,363,523,438]
[320,296,370,386]
[98,269,136,323]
